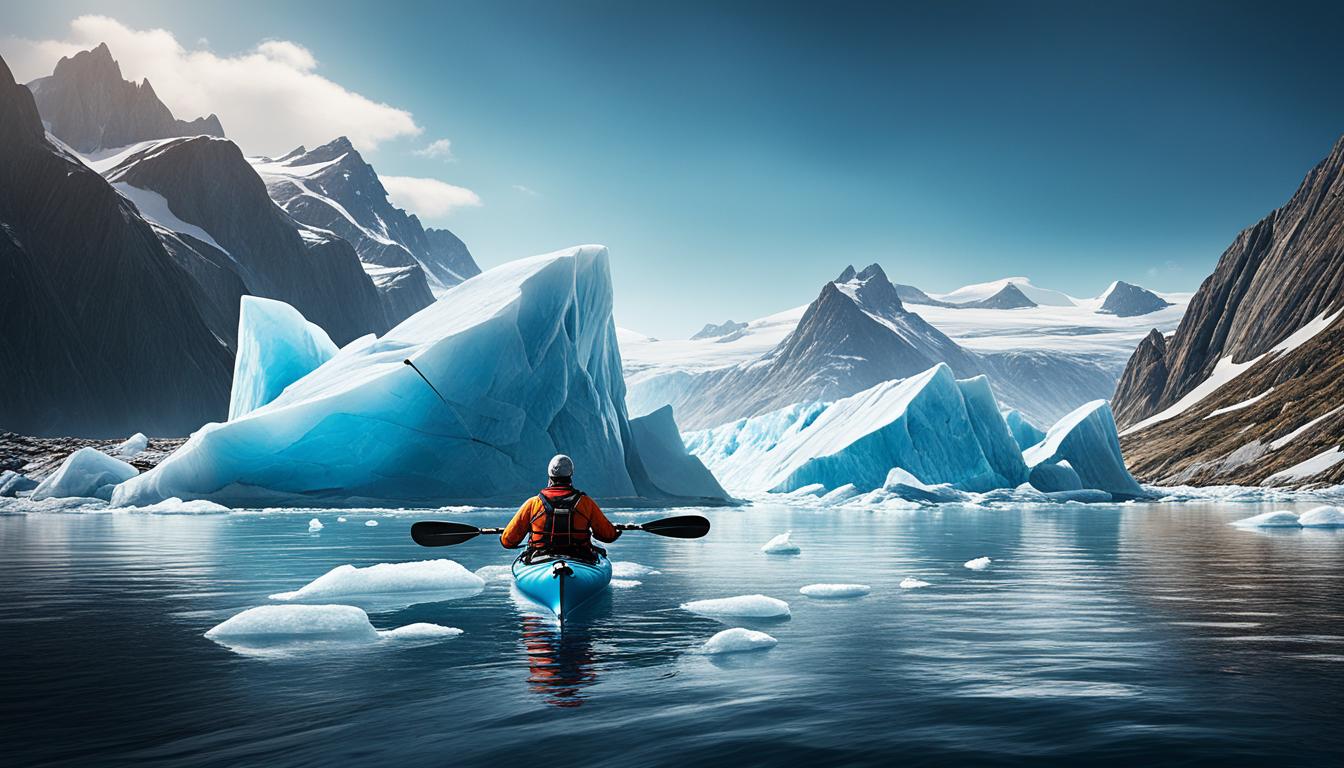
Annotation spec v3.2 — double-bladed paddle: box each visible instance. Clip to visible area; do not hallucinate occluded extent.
[411,515,710,547]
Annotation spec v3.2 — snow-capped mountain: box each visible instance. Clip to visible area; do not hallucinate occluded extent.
[1097,281,1171,317]
[102,136,388,346]
[934,276,1077,307]
[26,43,223,153]
[625,264,1119,429]
[0,53,232,437]
[1114,133,1344,487]
[963,283,1037,309]
[250,138,480,324]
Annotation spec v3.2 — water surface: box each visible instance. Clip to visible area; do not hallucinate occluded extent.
[2,502,1341,766]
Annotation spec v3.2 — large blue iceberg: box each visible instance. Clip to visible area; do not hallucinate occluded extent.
[228,295,338,420]
[685,364,1144,500]
[113,246,729,507]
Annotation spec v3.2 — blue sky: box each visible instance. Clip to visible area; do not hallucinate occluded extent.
[7,1,1344,337]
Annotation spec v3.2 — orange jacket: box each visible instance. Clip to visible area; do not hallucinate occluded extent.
[500,485,621,549]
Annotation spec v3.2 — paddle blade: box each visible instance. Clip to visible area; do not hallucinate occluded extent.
[411,521,484,547]
[639,515,711,539]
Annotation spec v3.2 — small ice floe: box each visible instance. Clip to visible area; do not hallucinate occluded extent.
[899,577,932,589]
[119,497,230,514]
[680,594,791,619]
[378,623,463,641]
[204,604,461,656]
[964,557,992,570]
[307,518,324,532]
[612,561,661,578]
[760,531,801,555]
[474,564,514,583]
[31,447,138,501]
[269,559,485,602]
[114,433,149,457]
[611,579,642,589]
[1231,511,1305,528]
[799,583,871,599]
[364,520,378,527]
[1299,505,1344,527]
[698,627,778,655]
[337,517,348,523]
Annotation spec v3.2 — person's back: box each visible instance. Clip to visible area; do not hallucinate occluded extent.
[500,454,620,557]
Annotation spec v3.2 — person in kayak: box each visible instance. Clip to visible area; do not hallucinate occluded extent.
[500,454,620,559]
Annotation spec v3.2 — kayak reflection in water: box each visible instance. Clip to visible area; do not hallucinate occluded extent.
[519,616,598,707]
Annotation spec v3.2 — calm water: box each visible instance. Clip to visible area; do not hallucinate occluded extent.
[2,502,1342,766]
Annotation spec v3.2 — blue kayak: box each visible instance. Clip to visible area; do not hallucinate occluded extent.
[512,552,612,624]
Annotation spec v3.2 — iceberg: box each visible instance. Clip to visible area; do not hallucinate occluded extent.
[1230,510,1303,527]
[113,246,731,507]
[1022,400,1144,498]
[32,448,138,501]
[114,433,149,457]
[964,556,992,570]
[269,559,485,601]
[685,365,1027,494]
[799,583,871,598]
[1298,505,1344,527]
[698,628,778,654]
[760,531,801,554]
[680,594,791,619]
[228,295,338,420]
[1004,410,1046,452]
[0,470,38,497]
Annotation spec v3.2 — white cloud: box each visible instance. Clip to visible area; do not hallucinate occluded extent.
[381,176,482,218]
[1,15,420,156]
[413,138,454,160]
[513,184,540,197]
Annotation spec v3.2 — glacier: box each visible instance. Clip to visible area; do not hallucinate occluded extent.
[112,246,731,507]
[228,295,338,420]
[685,363,1143,501]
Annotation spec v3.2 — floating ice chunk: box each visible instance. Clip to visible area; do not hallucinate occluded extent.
[121,497,230,514]
[964,557,992,570]
[1042,489,1112,503]
[899,577,931,589]
[799,583,871,598]
[612,561,661,578]
[269,559,485,601]
[1230,511,1302,528]
[365,520,378,527]
[883,468,970,503]
[115,433,149,457]
[474,564,515,582]
[760,531,801,554]
[611,579,642,589]
[1027,460,1083,493]
[308,518,324,532]
[378,623,463,640]
[1298,505,1344,527]
[227,295,338,420]
[818,484,860,503]
[337,516,347,523]
[680,595,791,618]
[698,627,778,654]
[1024,401,1144,498]
[31,448,138,501]
[206,604,379,643]
[0,471,38,497]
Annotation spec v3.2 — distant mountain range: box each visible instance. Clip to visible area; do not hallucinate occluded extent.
[0,44,479,437]
[624,264,1136,429]
[1114,134,1344,487]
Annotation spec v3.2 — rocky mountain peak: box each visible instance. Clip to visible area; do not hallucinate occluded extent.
[833,261,905,319]
[1098,281,1171,317]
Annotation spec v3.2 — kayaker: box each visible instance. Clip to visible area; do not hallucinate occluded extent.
[500,454,620,558]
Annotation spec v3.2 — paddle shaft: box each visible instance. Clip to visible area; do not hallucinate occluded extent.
[412,515,709,547]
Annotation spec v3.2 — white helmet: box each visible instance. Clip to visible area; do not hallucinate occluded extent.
[547,454,574,479]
